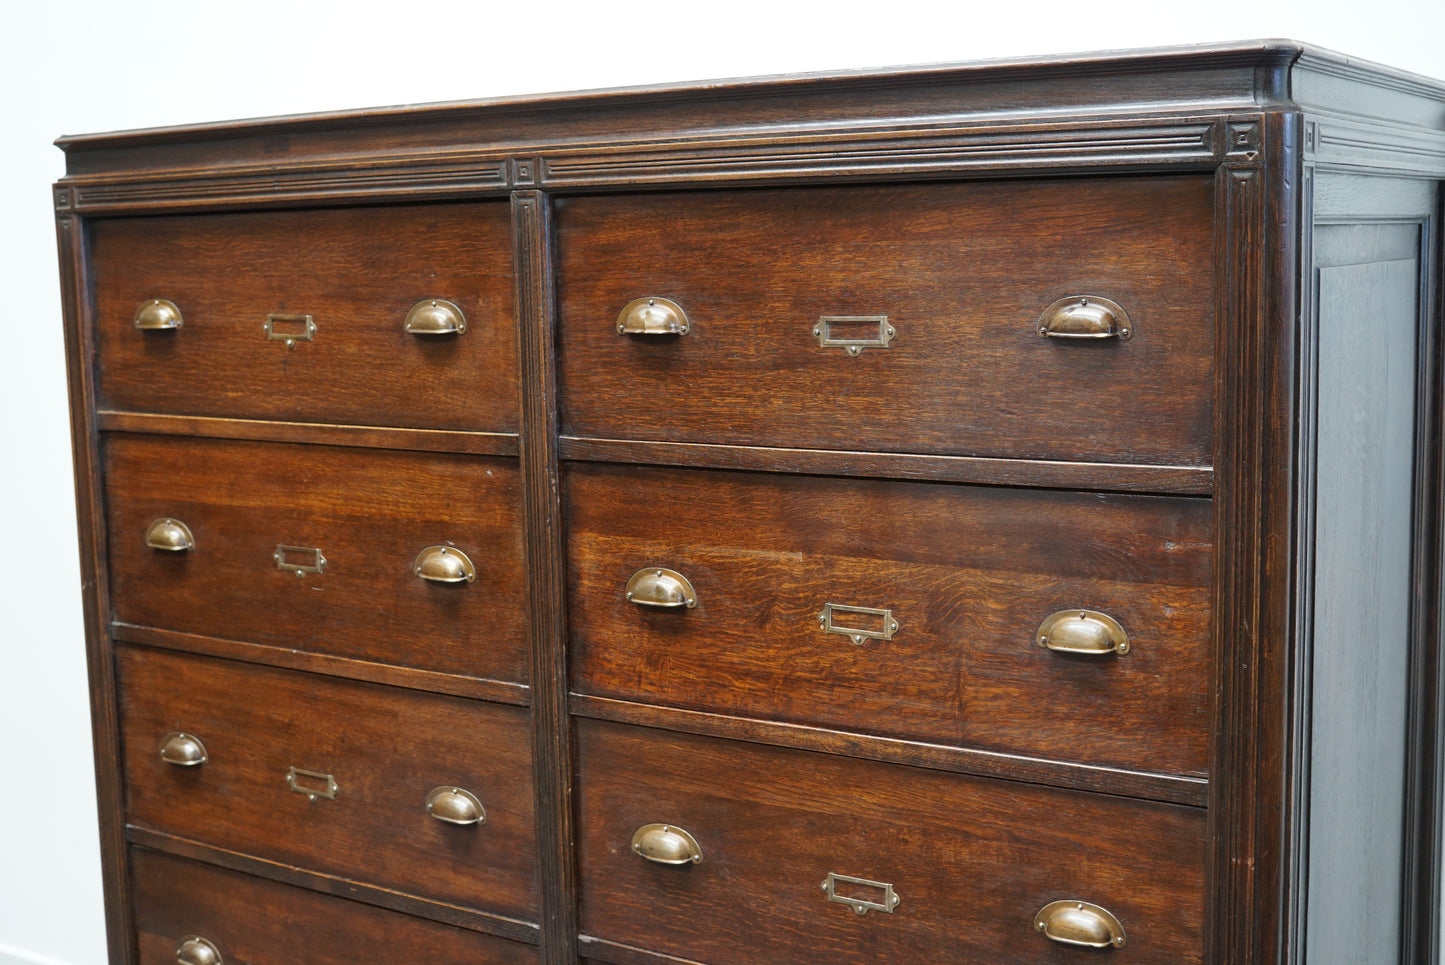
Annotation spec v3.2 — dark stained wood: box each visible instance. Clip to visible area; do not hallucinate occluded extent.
[578,944,707,965]
[575,719,1206,965]
[567,464,1211,777]
[91,202,517,431]
[57,213,138,964]
[570,695,1208,807]
[555,177,1215,466]
[117,646,538,920]
[99,410,519,457]
[127,828,538,942]
[559,436,1213,495]
[110,623,530,705]
[131,849,541,960]
[104,435,527,682]
[514,190,579,965]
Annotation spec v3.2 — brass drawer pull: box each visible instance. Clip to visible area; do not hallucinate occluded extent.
[413,545,477,584]
[159,732,208,767]
[134,298,183,331]
[426,786,486,826]
[818,603,899,646]
[1035,900,1127,949]
[625,568,698,608]
[1037,295,1132,340]
[617,296,690,336]
[631,823,703,865]
[275,544,326,577]
[263,313,316,347]
[404,298,467,336]
[145,517,195,552]
[286,766,338,802]
[814,315,895,356]
[821,872,900,916]
[175,936,223,965]
[1036,609,1130,656]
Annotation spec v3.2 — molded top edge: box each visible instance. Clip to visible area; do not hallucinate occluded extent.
[55,39,1317,152]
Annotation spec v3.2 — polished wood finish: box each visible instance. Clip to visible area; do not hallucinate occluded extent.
[54,41,1445,965]
[105,435,526,682]
[132,849,540,963]
[557,178,1215,466]
[117,646,538,919]
[567,463,1211,779]
[92,203,517,431]
[575,719,1206,965]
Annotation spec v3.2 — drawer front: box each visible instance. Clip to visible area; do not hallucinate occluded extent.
[106,435,526,683]
[576,720,1205,965]
[118,647,538,919]
[133,850,539,965]
[91,202,517,432]
[567,465,1211,777]
[556,177,1214,465]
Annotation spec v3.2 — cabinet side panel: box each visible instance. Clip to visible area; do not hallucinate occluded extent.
[1306,223,1422,964]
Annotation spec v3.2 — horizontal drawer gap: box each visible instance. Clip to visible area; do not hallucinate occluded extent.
[99,411,519,457]
[112,623,531,706]
[559,436,1212,496]
[578,936,709,965]
[126,826,540,945]
[569,694,1207,808]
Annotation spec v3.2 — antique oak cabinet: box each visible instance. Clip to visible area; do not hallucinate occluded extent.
[54,41,1445,965]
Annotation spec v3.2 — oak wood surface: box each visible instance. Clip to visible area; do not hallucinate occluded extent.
[117,646,539,920]
[556,176,1215,466]
[131,849,540,963]
[575,719,1206,965]
[104,434,527,682]
[91,202,517,431]
[566,463,1211,777]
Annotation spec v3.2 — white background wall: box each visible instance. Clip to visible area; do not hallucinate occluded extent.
[2,2,1441,963]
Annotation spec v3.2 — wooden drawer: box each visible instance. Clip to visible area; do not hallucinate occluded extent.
[118,647,538,920]
[576,720,1205,965]
[91,202,517,432]
[132,850,539,965]
[556,177,1214,465]
[106,435,526,683]
[567,464,1211,777]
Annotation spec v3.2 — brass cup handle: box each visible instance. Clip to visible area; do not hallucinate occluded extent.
[176,936,223,965]
[404,298,467,335]
[134,298,183,331]
[1035,900,1127,949]
[617,296,690,335]
[426,786,487,826]
[1036,609,1130,656]
[1037,295,1132,340]
[159,732,208,767]
[625,568,697,608]
[413,545,477,584]
[146,518,195,552]
[631,823,703,865]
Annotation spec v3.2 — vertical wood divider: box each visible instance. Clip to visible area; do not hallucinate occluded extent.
[513,189,578,965]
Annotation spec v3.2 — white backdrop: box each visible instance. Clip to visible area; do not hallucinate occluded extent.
[2,2,1441,963]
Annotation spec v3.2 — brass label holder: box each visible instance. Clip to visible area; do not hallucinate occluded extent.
[821,872,900,916]
[274,545,326,577]
[264,313,316,347]
[818,603,899,646]
[286,767,338,802]
[813,315,895,356]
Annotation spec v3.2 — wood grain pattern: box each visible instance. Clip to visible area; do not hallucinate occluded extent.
[104,435,527,682]
[556,177,1215,466]
[131,849,540,963]
[575,719,1206,965]
[566,464,1211,777]
[91,202,517,431]
[117,646,538,920]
